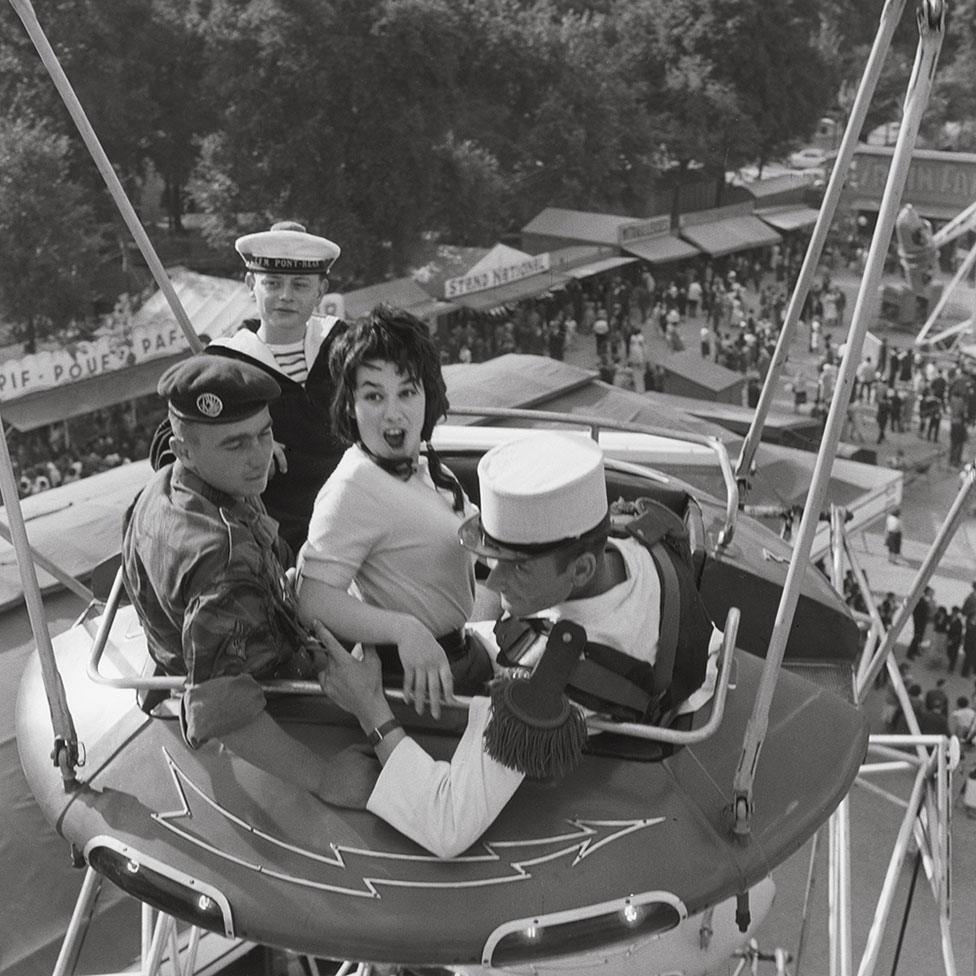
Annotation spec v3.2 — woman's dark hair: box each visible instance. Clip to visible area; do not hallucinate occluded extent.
[329,303,464,512]
[330,304,449,444]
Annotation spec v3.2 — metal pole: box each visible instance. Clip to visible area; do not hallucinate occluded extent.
[841,529,893,701]
[731,0,947,839]
[794,830,820,976]
[857,463,976,696]
[889,852,922,976]
[834,798,853,976]
[8,0,203,355]
[829,813,839,976]
[0,518,93,604]
[0,408,78,787]
[915,238,976,346]
[935,737,958,976]
[735,0,909,485]
[856,761,930,976]
[51,866,100,976]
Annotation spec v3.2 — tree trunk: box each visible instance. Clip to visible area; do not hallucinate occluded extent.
[164,176,185,234]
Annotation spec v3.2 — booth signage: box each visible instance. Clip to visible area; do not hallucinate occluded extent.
[618,216,671,244]
[851,148,976,215]
[444,253,551,299]
[0,320,190,401]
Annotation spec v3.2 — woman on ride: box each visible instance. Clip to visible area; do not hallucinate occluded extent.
[296,305,491,718]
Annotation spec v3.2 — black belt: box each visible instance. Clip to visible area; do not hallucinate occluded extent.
[376,628,468,673]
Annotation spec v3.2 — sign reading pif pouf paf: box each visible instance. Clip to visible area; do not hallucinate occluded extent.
[0,322,187,401]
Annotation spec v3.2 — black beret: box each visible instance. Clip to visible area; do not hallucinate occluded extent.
[158,356,280,425]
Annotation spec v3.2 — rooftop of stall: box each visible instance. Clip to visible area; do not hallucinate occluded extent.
[745,173,822,234]
[677,202,783,258]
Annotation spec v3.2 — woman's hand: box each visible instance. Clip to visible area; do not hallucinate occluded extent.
[398,618,455,719]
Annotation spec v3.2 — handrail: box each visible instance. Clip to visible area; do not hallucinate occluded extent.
[584,607,738,744]
[88,566,740,746]
[444,405,740,545]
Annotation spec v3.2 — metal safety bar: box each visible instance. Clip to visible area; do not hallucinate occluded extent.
[88,562,740,745]
[445,406,740,545]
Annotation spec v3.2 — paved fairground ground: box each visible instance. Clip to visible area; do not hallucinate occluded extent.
[561,264,976,975]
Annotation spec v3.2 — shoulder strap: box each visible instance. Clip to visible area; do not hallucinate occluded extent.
[622,500,687,694]
[647,539,681,696]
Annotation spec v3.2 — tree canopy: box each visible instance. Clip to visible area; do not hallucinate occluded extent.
[0,114,107,350]
[0,0,963,331]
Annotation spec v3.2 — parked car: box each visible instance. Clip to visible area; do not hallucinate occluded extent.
[788,146,829,169]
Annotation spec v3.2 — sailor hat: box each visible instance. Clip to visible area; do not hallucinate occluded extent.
[159,355,281,425]
[235,221,340,276]
[459,433,609,561]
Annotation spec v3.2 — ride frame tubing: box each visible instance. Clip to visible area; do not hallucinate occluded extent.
[734,0,908,486]
[9,0,203,355]
[51,866,100,976]
[840,527,886,693]
[730,0,946,840]
[856,754,934,976]
[855,463,976,697]
[0,517,93,604]
[828,797,853,976]
[0,409,78,786]
[936,738,957,976]
[794,829,820,976]
[915,237,976,345]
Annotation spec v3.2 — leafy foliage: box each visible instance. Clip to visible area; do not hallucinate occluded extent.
[4,0,959,333]
[0,114,107,349]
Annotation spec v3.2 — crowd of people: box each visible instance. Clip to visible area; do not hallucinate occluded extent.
[433,240,814,403]
[7,400,161,499]
[849,574,976,736]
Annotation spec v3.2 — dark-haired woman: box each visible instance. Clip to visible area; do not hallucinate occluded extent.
[297,305,491,719]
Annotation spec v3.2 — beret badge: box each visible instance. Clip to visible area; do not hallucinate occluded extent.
[196,393,223,418]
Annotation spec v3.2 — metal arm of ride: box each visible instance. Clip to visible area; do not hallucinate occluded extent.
[914,235,976,346]
[8,0,203,355]
[855,461,976,698]
[729,0,947,843]
[930,198,976,248]
[88,563,741,746]
[0,409,80,789]
[734,0,910,490]
[445,406,740,546]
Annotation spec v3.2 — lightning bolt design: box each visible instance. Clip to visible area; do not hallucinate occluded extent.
[152,748,664,899]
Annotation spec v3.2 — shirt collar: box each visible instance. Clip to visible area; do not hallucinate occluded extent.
[172,460,241,509]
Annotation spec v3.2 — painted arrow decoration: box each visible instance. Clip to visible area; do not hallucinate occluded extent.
[152,748,664,898]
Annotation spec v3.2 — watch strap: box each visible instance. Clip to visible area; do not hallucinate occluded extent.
[368,717,402,747]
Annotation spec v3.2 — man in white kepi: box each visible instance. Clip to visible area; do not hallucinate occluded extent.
[312,432,721,858]
[203,220,346,550]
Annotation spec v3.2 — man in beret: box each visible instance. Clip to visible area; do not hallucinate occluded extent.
[123,355,372,805]
[200,220,346,551]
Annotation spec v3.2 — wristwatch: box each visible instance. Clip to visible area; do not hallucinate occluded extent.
[368,718,402,747]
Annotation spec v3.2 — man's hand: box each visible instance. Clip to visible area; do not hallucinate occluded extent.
[398,618,455,720]
[308,620,392,731]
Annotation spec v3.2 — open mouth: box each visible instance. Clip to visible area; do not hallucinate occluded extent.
[383,428,406,450]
